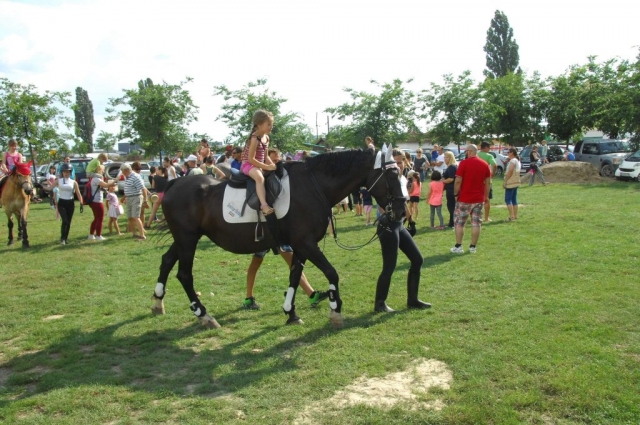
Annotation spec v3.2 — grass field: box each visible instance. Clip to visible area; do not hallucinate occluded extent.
[1,180,639,424]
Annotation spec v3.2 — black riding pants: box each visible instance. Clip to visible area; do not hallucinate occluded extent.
[375,219,423,301]
[445,191,456,227]
[58,199,75,241]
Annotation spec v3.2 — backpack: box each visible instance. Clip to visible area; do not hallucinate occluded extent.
[82,178,98,205]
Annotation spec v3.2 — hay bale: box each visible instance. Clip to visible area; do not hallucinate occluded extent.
[520,162,603,184]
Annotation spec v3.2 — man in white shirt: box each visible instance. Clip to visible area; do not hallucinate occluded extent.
[432,146,446,174]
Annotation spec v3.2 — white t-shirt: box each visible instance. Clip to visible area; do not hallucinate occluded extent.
[188,167,203,176]
[166,165,177,181]
[90,176,104,203]
[435,154,446,173]
[58,177,75,200]
[399,175,410,200]
[508,158,521,174]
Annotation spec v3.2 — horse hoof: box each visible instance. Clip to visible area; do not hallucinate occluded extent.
[329,310,344,329]
[7,241,13,246]
[286,317,304,325]
[151,305,165,315]
[200,314,220,329]
[22,243,29,249]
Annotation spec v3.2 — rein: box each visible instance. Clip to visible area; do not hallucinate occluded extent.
[308,168,393,251]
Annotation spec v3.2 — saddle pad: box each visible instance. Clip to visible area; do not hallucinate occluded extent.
[222,170,291,224]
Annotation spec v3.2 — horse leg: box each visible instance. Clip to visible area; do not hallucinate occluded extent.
[282,253,304,325]
[6,217,13,246]
[20,216,29,248]
[16,214,23,241]
[303,246,344,329]
[151,242,179,315]
[176,237,220,329]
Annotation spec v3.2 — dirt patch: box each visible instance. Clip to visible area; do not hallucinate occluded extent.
[521,162,603,184]
[294,359,452,424]
[43,315,65,321]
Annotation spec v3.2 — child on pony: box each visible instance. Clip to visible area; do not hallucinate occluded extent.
[240,110,277,216]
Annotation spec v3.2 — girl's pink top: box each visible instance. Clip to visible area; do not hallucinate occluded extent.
[410,180,421,197]
[428,181,444,206]
[106,192,119,207]
[5,151,20,168]
[241,135,268,166]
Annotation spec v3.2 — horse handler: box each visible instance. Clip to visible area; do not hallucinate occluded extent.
[48,163,84,245]
[374,148,431,313]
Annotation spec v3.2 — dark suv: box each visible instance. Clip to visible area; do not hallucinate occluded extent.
[520,144,566,172]
[51,157,93,185]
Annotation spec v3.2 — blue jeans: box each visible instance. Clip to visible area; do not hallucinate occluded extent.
[505,188,518,205]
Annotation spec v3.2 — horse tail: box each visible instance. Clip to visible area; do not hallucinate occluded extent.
[150,218,174,246]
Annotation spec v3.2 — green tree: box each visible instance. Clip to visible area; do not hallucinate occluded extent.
[523,71,550,143]
[106,77,198,157]
[73,87,95,153]
[213,79,312,153]
[420,71,480,148]
[482,72,529,145]
[484,10,521,79]
[0,78,72,173]
[625,51,640,148]
[545,70,586,143]
[325,79,419,148]
[95,130,117,154]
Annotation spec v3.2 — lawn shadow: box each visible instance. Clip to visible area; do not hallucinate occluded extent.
[0,309,399,408]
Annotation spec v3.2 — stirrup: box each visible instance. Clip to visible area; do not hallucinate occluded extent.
[255,222,264,242]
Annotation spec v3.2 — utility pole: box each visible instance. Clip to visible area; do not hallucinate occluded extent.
[326,115,330,136]
[316,113,319,141]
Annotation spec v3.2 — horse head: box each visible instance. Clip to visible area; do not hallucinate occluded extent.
[12,162,34,196]
[368,146,406,221]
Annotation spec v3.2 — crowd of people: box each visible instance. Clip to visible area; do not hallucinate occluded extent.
[3,113,555,313]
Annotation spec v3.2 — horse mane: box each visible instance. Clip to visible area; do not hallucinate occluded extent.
[303,149,375,177]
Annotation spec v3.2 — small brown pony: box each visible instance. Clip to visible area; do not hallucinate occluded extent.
[0,161,33,248]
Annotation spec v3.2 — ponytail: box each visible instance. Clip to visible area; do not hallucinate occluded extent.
[246,124,258,145]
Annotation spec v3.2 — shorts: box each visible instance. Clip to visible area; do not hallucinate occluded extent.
[363,205,373,214]
[454,201,484,228]
[339,197,348,205]
[125,194,142,219]
[409,196,420,203]
[241,161,257,176]
[254,244,293,258]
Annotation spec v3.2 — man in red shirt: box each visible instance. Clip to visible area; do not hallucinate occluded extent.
[450,144,491,254]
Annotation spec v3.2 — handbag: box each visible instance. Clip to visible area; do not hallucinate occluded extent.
[117,205,124,215]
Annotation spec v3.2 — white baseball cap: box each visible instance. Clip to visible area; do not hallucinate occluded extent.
[186,154,198,162]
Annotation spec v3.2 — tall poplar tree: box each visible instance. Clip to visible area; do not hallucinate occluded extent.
[73,87,95,153]
[484,10,521,79]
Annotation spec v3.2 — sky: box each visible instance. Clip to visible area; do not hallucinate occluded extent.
[1,0,638,149]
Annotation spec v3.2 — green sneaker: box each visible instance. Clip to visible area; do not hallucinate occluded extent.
[309,291,329,308]
[242,297,260,310]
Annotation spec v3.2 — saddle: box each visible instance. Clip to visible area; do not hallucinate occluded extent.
[228,162,284,217]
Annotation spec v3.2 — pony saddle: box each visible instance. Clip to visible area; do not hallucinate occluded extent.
[227,162,284,217]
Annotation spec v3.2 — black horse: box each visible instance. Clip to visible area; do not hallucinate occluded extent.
[152,148,406,328]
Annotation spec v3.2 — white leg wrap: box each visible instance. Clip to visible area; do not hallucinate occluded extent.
[191,301,201,317]
[329,284,338,310]
[283,287,295,312]
[155,283,164,298]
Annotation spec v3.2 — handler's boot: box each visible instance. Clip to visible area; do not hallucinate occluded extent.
[374,300,395,313]
[374,276,394,313]
[407,271,431,309]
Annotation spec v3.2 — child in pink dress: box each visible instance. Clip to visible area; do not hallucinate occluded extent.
[425,170,445,229]
[106,185,123,235]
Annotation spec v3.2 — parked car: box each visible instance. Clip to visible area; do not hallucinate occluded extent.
[115,162,152,194]
[573,139,632,177]
[51,157,93,185]
[519,144,568,173]
[615,150,640,181]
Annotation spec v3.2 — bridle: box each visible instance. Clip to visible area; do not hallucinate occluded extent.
[330,164,402,250]
[12,172,33,195]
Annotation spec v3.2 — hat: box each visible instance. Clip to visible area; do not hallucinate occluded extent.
[407,170,416,179]
[61,163,73,172]
[186,154,198,162]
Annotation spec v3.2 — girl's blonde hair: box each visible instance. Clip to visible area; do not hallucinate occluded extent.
[246,110,274,143]
[444,151,457,166]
